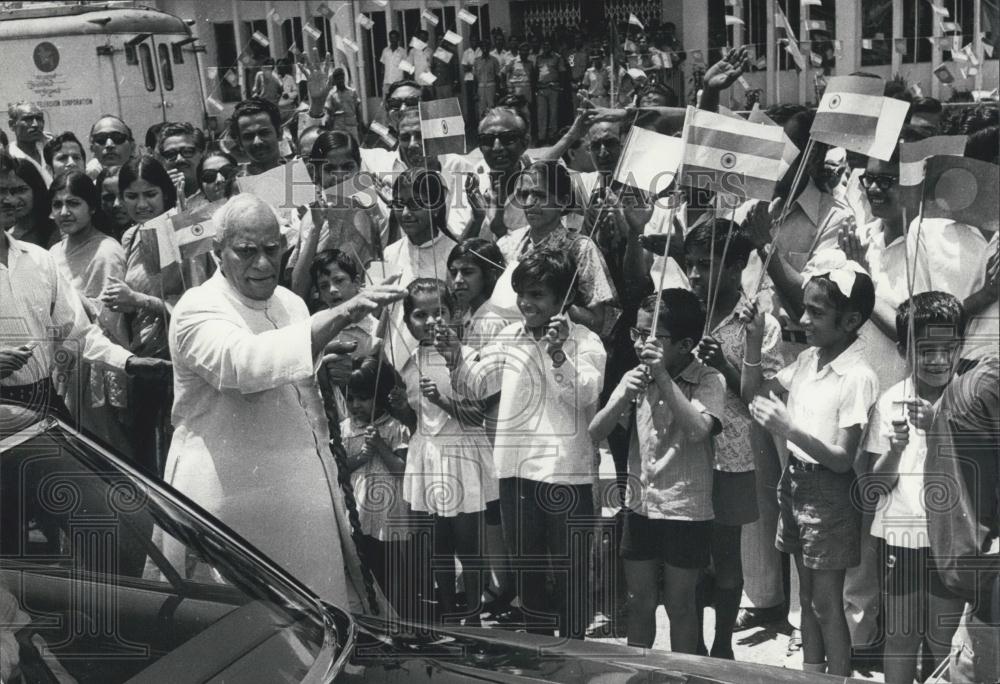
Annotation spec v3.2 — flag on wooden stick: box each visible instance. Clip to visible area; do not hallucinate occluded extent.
[419,98,465,156]
[899,135,967,206]
[811,75,910,161]
[679,106,797,201]
[613,126,684,197]
[921,156,999,232]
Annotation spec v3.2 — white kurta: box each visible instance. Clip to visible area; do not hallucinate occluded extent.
[164,272,374,613]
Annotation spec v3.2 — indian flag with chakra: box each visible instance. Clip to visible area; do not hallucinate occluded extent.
[811,75,909,161]
[418,98,466,157]
[678,106,798,201]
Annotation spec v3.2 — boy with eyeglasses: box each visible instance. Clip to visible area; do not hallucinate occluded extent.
[590,288,725,651]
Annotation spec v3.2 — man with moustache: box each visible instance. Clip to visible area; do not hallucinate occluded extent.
[156,121,206,205]
[467,107,533,240]
[230,98,285,176]
[7,103,51,185]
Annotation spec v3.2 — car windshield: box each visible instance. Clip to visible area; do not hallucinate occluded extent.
[0,417,341,683]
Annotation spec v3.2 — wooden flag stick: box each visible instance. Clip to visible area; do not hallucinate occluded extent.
[751,137,816,297]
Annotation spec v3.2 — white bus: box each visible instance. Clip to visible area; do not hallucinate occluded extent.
[0,1,207,147]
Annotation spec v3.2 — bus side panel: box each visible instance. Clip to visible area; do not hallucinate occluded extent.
[0,35,105,146]
[162,40,207,134]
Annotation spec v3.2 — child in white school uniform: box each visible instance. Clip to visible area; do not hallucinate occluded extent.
[398,278,498,625]
[742,252,880,676]
[862,292,966,684]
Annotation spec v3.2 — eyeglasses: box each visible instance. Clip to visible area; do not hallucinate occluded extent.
[92,132,130,146]
[479,131,523,148]
[387,96,420,111]
[589,138,621,152]
[199,166,238,184]
[161,146,199,161]
[629,327,671,343]
[859,173,898,191]
[398,131,422,145]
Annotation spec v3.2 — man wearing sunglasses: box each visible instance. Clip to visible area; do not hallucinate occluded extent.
[86,115,135,180]
[156,121,206,202]
[6,103,51,185]
[469,107,533,239]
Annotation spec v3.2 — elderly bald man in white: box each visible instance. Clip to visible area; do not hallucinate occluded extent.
[163,194,404,611]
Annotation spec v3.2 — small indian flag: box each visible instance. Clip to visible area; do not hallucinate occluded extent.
[421,9,440,26]
[629,13,644,29]
[614,126,683,196]
[356,13,374,30]
[458,8,477,25]
[172,205,222,262]
[443,30,462,45]
[811,75,909,161]
[899,135,968,205]
[419,98,465,157]
[680,106,797,201]
[252,30,270,47]
[303,24,322,41]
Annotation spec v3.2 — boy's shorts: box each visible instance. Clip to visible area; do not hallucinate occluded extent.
[877,540,960,599]
[776,459,861,570]
[712,469,759,527]
[620,509,712,569]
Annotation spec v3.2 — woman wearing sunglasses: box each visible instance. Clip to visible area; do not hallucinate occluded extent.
[195,151,239,203]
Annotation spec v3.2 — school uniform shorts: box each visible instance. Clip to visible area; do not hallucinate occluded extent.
[620,509,712,569]
[775,459,861,570]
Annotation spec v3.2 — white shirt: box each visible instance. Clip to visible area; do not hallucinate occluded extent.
[907,218,996,360]
[490,48,515,69]
[775,337,879,465]
[865,378,936,549]
[380,46,408,85]
[7,140,52,186]
[383,232,457,369]
[409,46,432,76]
[452,320,607,484]
[0,234,132,387]
[858,221,909,393]
[165,272,370,612]
[461,47,482,80]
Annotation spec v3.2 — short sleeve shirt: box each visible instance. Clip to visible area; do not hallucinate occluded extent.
[710,297,783,472]
[627,358,726,520]
[864,378,935,549]
[775,338,879,465]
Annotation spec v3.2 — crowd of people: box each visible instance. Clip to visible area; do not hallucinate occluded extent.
[1,30,998,684]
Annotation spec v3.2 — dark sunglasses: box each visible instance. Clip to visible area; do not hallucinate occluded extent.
[162,146,199,161]
[479,131,523,148]
[199,166,238,184]
[860,173,898,191]
[589,138,621,152]
[92,131,130,146]
[387,96,420,111]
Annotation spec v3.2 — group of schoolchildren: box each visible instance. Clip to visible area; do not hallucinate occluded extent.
[301,127,996,681]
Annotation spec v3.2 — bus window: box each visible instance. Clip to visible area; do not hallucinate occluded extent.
[158,44,174,90]
[138,43,156,91]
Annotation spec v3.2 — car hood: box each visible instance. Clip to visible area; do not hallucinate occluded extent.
[345,615,861,684]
